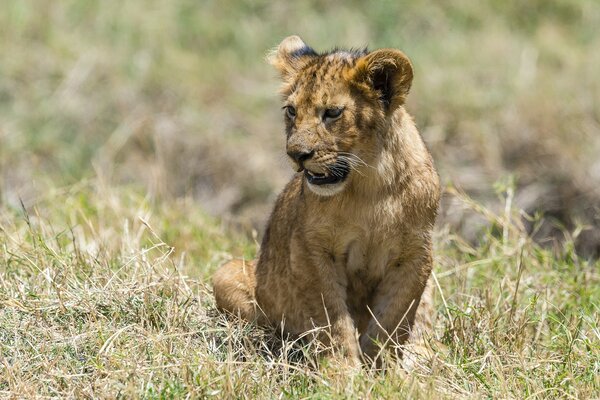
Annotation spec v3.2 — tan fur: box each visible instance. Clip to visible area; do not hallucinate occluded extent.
[213,36,440,365]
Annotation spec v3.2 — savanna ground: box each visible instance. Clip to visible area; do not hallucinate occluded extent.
[0,1,599,398]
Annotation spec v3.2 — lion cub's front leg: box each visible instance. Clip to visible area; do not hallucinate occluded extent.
[314,258,362,365]
[282,239,362,365]
[360,253,433,361]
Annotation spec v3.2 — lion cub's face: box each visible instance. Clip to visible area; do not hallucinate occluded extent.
[269,36,413,196]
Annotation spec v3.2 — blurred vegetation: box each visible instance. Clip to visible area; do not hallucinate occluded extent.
[1,0,600,255]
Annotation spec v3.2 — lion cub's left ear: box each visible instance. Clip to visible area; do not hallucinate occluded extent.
[268,35,317,80]
[349,49,413,112]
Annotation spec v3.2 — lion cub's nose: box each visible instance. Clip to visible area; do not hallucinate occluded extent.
[287,149,314,165]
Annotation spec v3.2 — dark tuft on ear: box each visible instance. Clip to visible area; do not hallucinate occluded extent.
[349,49,413,113]
[267,35,317,80]
[290,45,317,58]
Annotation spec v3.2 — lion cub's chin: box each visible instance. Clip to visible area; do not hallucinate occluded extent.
[306,179,348,197]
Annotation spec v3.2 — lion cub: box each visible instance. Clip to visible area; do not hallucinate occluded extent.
[213,36,440,364]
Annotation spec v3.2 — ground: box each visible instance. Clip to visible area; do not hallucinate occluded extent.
[0,184,597,398]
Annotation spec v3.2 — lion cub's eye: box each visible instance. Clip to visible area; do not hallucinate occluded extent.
[284,105,297,119]
[323,107,344,121]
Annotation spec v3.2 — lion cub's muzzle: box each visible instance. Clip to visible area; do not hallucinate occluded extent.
[286,144,351,194]
[303,158,350,186]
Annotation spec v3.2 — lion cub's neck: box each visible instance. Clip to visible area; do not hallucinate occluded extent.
[346,107,429,200]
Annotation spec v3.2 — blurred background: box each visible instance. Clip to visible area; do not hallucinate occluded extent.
[1,0,599,257]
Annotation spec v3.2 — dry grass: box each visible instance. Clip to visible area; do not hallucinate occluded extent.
[0,183,597,398]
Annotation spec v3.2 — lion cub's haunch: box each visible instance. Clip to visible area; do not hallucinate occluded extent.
[213,36,440,364]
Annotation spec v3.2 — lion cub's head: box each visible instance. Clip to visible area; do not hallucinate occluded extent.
[269,35,413,196]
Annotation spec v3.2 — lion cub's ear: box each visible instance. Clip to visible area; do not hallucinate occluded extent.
[349,49,413,112]
[268,35,317,80]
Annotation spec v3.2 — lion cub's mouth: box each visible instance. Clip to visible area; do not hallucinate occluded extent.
[303,159,350,186]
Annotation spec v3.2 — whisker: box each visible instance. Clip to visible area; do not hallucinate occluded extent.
[329,158,365,177]
[345,157,368,168]
[328,165,345,178]
[337,152,373,169]
[336,155,367,177]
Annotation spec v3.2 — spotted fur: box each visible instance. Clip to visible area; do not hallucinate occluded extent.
[213,36,440,365]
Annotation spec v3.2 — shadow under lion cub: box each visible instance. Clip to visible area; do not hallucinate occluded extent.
[213,35,440,368]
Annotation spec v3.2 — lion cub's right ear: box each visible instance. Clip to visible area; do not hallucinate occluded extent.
[267,35,317,80]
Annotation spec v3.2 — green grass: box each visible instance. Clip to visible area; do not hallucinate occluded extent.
[0,184,598,398]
